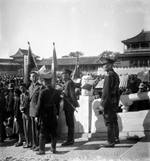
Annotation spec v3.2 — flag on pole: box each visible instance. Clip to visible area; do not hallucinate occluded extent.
[51,42,57,88]
[38,65,47,74]
[24,41,37,85]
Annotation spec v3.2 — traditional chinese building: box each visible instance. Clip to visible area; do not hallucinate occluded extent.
[118,30,150,67]
[0,58,21,74]
[10,48,39,66]
[1,30,150,75]
[38,56,99,74]
[0,48,39,75]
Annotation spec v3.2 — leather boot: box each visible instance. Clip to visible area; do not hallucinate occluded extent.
[68,127,74,143]
[51,137,57,153]
[36,134,45,155]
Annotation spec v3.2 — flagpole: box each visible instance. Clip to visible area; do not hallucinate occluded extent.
[51,42,57,88]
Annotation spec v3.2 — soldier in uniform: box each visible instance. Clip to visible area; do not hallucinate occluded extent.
[61,69,79,146]
[36,72,61,155]
[28,71,41,150]
[98,52,120,147]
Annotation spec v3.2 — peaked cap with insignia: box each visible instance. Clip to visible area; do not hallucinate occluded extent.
[98,51,118,65]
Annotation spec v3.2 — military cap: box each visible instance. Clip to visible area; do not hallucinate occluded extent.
[98,51,118,65]
[30,70,39,75]
[62,69,72,75]
[39,71,52,79]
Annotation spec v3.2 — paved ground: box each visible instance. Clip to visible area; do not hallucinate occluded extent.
[0,136,149,161]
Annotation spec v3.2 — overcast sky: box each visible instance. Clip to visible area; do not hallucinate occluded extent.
[0,0,150,59]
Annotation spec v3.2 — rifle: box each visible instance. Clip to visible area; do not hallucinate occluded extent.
[61,93,78,113]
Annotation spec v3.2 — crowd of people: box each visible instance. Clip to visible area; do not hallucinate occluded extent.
[0,69,79,155]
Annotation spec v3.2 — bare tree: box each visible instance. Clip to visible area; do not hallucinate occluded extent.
[69,51,84,57]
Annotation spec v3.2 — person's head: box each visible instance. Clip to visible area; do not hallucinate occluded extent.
[30,71,39,83]
[98,52,117,72]
[14,88,21,97]
[61,69,72,82]
[138,82,147,92]
[8,83,14,91]
[19,83,27,93]
[41,79,52,87]
[102,62,113,72]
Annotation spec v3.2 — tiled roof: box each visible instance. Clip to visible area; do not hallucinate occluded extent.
[10,48,39,58]
[38,56,99,66]
[119,52,150,58]
[122,30,150,44]
[0,58,14,63]
[0,62,20,66]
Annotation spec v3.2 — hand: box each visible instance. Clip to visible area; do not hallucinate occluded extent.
[35,117,38,122]
[60,94,64,98]
[14,117,17,122]
[20,106,24,113]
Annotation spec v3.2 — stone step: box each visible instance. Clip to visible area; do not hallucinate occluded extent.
[120,137,150,161]
[59,139,137,160]
[93,140,136,160]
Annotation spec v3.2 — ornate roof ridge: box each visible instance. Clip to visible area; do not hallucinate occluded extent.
[122,30,150,44]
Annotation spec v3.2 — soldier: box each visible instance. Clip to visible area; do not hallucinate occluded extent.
[61,69,79,146]
[98,52,120,147]
[28,71,40,150]
[36,72,61,155]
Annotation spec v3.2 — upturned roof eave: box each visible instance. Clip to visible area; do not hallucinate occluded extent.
[122,30,150,44]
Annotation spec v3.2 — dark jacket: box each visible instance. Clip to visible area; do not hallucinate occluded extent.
[101,69,120,114]
[63,79,79,109]
[0,88,6,119]
[14,96,22,119]
[36,86,61,130]
[6,90,14,117]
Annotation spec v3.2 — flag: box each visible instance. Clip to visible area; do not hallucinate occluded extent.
[24,42,37,85]
[38,65,47,74]
[72,56,81,82]
[27,42,37,72]
[51,42,57,88]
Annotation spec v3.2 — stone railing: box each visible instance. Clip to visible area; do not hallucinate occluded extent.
[120,92,150,112]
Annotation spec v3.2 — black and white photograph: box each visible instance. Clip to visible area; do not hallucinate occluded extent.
[0,0,150,160]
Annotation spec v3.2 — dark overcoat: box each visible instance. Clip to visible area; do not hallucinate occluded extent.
[6,91,14,116]
[36,86,61,133]
[63,79,79,110]
[101,69,120,119]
